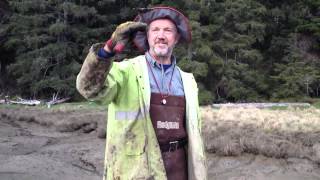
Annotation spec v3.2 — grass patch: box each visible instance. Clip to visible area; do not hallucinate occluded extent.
[0,104,30,109]
[311,98,320,109]
[0,101,106,111]
[313,101,320,109]
[268,106,288,110]
[48,101,105,110]
[202,106,320,159]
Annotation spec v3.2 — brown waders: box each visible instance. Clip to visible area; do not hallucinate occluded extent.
[150,93,188,180]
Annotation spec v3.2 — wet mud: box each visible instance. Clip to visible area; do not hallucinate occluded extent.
[1,106,320,180]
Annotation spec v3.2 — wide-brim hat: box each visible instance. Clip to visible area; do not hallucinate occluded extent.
[133,6,192,53]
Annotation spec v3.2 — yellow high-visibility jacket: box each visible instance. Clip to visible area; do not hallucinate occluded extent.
[76,44,207,180]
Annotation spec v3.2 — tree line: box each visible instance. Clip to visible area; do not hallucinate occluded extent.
[0,0,319,104]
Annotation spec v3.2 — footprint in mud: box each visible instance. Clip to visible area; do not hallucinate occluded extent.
[9,137,55,155]
[71,157,98,174]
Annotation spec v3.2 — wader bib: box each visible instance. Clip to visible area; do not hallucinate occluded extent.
[150,93,188,180]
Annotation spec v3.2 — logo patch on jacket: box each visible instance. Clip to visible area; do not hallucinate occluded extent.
[157,121,179,129]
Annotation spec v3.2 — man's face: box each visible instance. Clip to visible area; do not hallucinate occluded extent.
[147,19,180,58]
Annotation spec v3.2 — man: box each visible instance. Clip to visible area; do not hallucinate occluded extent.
[77,6,207,180]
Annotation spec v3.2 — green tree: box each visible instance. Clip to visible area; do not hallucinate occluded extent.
[261,0,320,100]
[0,0,13,92]
[195,0,268,102]
[272,33,320,99]
[2,0,112,98]
[1,0,319,102]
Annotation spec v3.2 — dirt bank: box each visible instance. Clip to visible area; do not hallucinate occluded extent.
[204,106,320,180]
[0,107,106,180]
[1,105,320,180]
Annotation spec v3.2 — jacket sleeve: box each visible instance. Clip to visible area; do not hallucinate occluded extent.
[76,43,127,105]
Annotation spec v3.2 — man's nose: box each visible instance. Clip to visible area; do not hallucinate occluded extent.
[156,30,166,38]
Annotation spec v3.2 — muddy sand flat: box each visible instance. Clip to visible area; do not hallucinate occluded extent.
[1,106,320,180]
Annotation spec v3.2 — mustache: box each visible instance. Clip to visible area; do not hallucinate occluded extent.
[155,38,168,44]
[155,41,168,45]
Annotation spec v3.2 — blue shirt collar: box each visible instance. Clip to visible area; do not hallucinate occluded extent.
[145,51,177,69]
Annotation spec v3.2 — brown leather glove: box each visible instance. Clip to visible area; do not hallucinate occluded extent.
[105,21,147,54]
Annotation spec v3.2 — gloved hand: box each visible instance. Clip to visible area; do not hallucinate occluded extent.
[105,21,147,54]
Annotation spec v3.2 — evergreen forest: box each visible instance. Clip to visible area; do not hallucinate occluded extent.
[0,0,319,104]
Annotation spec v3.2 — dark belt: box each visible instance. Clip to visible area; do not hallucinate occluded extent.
[160,139,188,152]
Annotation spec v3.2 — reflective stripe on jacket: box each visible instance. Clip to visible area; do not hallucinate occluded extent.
[76,44,207,180]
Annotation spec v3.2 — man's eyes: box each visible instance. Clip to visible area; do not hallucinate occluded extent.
[150,29,175,36]
[151,28,174,32]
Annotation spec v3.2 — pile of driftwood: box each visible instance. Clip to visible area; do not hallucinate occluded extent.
[0,93,70,107]
[46,93,70,108]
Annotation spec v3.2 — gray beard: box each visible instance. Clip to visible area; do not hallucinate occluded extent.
[152,46,174,59]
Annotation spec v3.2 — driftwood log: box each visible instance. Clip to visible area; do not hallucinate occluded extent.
[46,97,71,107]
[9,98,41,106]
[0,95,70,106]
